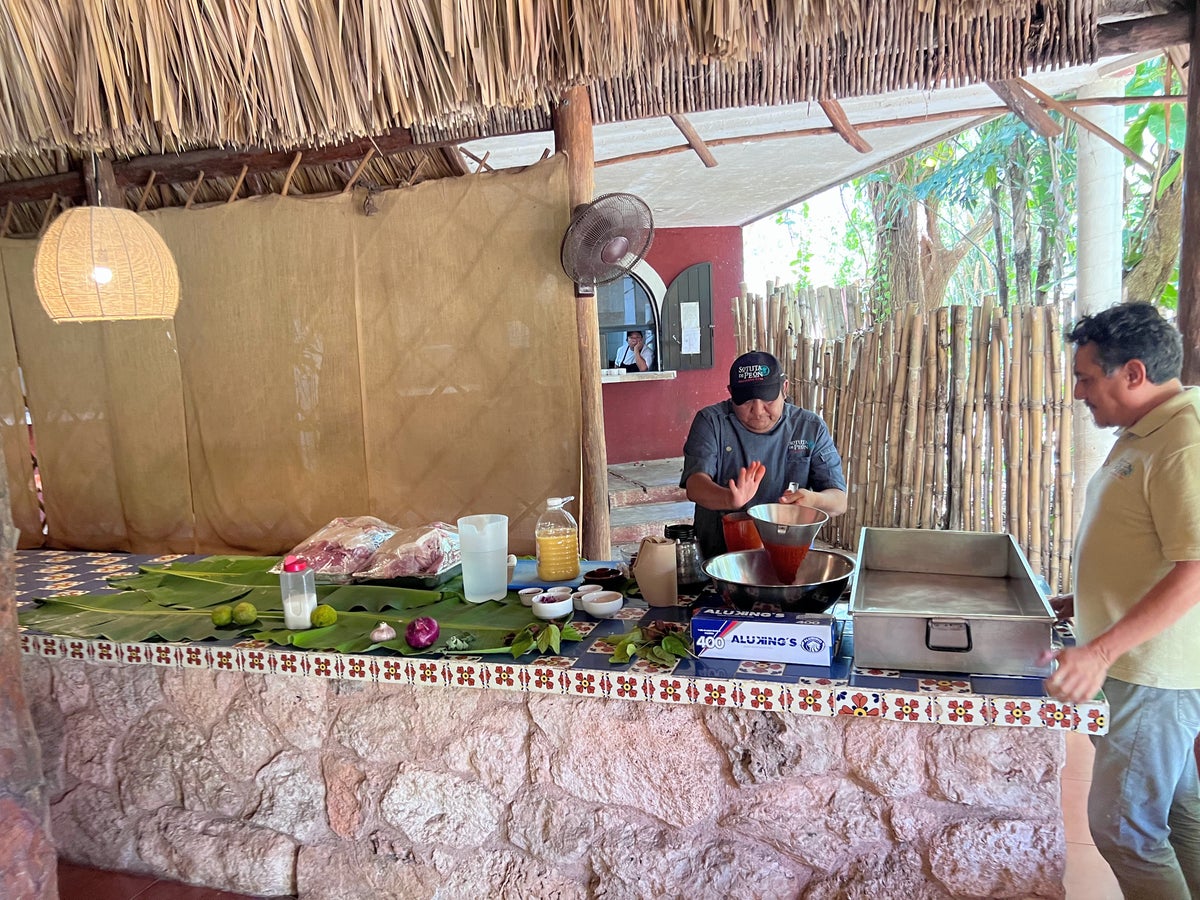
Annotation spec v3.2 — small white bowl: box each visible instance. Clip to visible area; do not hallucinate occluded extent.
[518,587,542,607]
[582,590,623,618]
[544,586,573,597]
[575,584,603,594]
[531,593,573,619]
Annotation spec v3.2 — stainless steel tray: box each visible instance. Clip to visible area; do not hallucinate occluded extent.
[849,528,1054,676]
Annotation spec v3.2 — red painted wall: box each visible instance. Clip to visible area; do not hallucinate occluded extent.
[602,226,743,464]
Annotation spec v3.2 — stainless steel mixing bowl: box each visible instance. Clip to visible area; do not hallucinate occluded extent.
[703,548,856,613]
[747,502,830,548]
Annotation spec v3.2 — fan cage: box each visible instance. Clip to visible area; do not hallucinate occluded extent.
[561,192,654,286]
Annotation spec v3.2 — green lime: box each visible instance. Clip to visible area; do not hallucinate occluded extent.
[232,601,258,625]
[311,604,337,628]
[210,605,233,627]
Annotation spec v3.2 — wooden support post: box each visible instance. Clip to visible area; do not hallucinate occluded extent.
[281,153,303,197]
[227,165,249,203]
[553,84,612,561]
[135,172,158,212]
[1179,16,1200,383]
[83,155,124,208]
[341,148,376,193]
[0,446,57,898]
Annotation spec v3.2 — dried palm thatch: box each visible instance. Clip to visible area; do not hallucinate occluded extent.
[0,1,1096,159]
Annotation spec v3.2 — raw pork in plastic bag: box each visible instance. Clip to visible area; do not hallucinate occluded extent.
[356,522,460,580]
[285,516,397,577]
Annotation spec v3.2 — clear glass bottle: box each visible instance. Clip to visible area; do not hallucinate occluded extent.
[535,496,580,581]
[280,555,317,629]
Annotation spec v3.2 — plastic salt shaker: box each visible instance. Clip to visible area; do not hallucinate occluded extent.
[281,555,317,629]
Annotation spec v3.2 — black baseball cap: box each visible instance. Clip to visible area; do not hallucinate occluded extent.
[728,351,784,405]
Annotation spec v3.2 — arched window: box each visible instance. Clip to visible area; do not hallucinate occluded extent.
[597,262,666,373]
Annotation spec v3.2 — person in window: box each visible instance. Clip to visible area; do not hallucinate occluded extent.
[614,330,654,372]
[681,350,848,559]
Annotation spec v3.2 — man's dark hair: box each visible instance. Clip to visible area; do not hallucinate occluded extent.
[1066,302,1182,384]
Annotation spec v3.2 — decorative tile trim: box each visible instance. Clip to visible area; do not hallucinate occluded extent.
[16,632,1107,733]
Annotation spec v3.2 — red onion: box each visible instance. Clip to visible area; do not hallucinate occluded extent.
[405,616,440,649]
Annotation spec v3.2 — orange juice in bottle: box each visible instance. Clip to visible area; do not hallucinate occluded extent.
[536,496,580,581]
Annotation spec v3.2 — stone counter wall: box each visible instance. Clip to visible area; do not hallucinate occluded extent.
[22,655,1067,899]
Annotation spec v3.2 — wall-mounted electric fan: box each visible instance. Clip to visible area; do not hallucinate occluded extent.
[560,192,655,288]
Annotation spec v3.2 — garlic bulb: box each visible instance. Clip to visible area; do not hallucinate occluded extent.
[370,622,396,643]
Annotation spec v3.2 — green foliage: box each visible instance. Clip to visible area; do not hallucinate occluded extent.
[608,621,693,667]
[792,61,1181,311]
[21,556,558,656]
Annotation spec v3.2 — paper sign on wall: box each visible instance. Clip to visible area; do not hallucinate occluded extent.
[681,301,700,355]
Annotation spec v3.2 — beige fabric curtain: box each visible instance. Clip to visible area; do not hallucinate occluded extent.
[0,156,579,555]
[0,245,43,547]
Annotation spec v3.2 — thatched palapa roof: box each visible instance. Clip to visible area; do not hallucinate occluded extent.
[0,0,1103,234]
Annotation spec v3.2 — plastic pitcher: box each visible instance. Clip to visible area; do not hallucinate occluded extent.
[457,514,509,602]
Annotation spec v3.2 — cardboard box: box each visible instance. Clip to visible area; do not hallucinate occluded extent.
[690,608,839,666]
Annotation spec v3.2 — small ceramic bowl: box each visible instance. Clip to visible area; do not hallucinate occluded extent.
[518,587,542,607]
[544,586,574,597]
[582,590,624,618]
[584,567,626,592]
[571,583,603,610]
[531,593,573,620]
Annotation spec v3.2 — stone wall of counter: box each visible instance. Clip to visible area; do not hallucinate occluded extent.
[22,654,1068,899]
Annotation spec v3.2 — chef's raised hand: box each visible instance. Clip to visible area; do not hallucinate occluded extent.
[1040,642,1111,704]
[728,460,766,509]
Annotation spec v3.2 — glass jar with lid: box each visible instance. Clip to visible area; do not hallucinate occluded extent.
[664,523,707,591]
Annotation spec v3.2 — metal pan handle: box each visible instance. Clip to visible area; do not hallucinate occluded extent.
[926,618,972,653]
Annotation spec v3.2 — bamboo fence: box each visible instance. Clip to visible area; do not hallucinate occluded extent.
[734,284,1074,592]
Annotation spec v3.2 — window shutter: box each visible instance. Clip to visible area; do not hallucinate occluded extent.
[659,262,713,371]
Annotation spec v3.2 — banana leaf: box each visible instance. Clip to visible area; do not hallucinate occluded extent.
[18,592,285,643]
[252,599,537,655]
[20,554,547,655]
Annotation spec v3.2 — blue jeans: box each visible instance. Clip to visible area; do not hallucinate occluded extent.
[1089,678,1200,900]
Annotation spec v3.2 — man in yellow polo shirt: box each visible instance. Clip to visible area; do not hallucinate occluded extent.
[1044,302,1200,898]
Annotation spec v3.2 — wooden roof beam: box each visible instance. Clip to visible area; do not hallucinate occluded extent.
[1016,77,1155,171]
[818,100,873,153]
[1097,10,1193,57]
[987,81,1064,138]
[668,114,719,166]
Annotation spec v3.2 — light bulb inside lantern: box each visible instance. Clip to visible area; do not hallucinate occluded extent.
[90,265,114,285]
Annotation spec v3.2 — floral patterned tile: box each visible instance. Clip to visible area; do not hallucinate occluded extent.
[737,660,788,677]
[116,643,154,666]
[918,676,972,694]
[60,639,91,662]
[696,680,736,708]
[1038,700,1077,730]
[343,655,377,682]
[834,689,885,718]
[238,648,271,675]
[272,651,304,676]
[792,685,837,716]
[883,692,936,723]
[648,675,692,704]
[1074,701,1107,735]
[526,666,569,694]
[586,638,620,655]
[987,698,1040,727]
[628,658,677,676]
[936,695,986,725]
